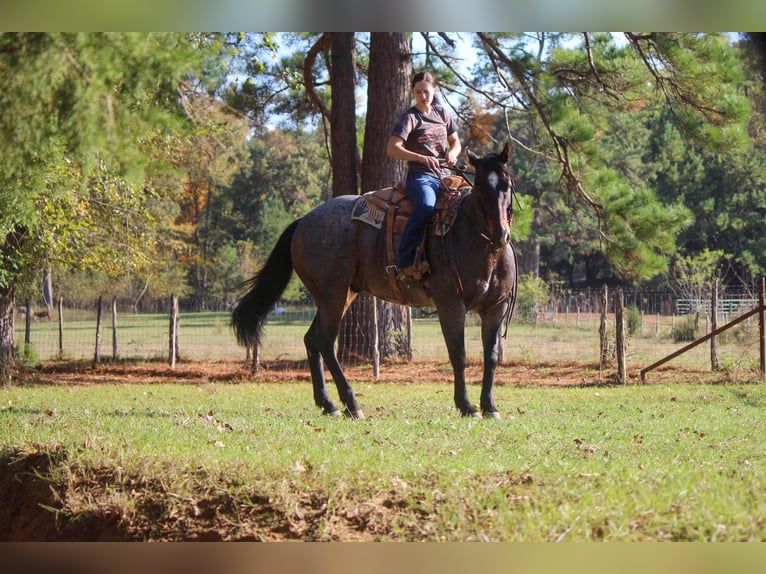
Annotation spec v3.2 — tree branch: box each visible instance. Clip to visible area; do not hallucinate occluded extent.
[303,32,332,122]
[624,32,728,122]
[476,32,604,220]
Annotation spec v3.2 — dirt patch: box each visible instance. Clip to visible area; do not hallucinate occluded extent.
[0,447,65,541]
[0,444,416,542]
[14,357,722,388]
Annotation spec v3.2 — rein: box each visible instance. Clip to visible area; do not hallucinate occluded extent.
[441,162,517,339]
[439,161,521,238]
[436,162,511,295]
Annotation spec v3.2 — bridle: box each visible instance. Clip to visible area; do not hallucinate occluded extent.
[440,161,515,251]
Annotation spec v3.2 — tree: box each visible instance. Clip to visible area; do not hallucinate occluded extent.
[297,33,414,362]
[423,33,749,283]
[671,248,726,330]
[0,33,230,379]
[356,32,412,360]
[328,32,359,198]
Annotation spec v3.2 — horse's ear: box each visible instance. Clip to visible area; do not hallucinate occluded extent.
[500,142,512,164]
[466,148,479,166]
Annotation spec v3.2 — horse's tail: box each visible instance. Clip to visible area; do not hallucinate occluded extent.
[231,219,300,348]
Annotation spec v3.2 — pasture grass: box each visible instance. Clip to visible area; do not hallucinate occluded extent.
[20,309,764,378]
[2,377,765,541]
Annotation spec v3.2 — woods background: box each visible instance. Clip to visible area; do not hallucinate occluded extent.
[3,33,766,380]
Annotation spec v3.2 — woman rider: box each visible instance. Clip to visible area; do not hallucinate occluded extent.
[386,71,462,280]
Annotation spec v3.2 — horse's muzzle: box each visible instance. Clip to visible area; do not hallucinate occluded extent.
[481,228,510,250]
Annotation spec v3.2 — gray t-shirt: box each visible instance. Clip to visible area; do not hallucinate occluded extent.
[391,105,458,178]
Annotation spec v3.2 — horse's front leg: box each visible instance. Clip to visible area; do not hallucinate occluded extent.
[438,308,478,417]
[479,305,508,419]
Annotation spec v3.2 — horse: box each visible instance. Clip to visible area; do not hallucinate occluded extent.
[231,143,518,419]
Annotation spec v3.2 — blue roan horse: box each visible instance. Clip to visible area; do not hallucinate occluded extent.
[232,144,518,419]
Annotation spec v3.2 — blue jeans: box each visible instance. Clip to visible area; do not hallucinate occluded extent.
[398,171,440,268]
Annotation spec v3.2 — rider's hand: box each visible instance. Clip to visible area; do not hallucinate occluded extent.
[422,155,441,170]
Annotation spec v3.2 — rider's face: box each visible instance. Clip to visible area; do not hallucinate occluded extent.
[412,80,435,108]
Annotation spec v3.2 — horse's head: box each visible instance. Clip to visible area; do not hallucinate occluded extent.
[466,143,514,249]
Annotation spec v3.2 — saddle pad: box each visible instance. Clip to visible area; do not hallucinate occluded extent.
[351,183,469,237]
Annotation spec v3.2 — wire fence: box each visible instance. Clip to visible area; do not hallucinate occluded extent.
[16,288,765,379]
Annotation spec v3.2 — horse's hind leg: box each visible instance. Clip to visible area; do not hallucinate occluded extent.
[305,316,339,416]
[304,291,364,419]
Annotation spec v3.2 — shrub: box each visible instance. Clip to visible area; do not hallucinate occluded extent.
[671,317,697,342]
[515,274,550,325]
[16,343,40,368]
[626,305,641,336]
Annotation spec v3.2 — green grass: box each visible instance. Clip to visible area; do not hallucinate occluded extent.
[2,379,765,540]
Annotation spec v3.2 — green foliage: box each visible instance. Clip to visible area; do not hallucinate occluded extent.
[14,342,39,369]
[671,316,698,343]
[467,32,755,283]
[4,31,766,353]
[671,248,726,311]
[509,194,533,241]
[0,33,232,297]
[515,273,550,324]
[210,129,329,261]
[626,305,641,336]
[590,167,693,282]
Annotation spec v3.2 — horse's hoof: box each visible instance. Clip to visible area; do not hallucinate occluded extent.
[461,411,481,418]
[325,409,341,417]
[483,411,501,420]
[344,408,365,420]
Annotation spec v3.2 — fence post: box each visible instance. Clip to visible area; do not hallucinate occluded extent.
[111,297,118,362]
[599,284,609,371]
[615,287,626,384]
[58,296,64,356]
[710,280,719,372]
[24,299,31,345]
[759,277,765,381]
[94,295,103,365]
[372,298,380,380]
[406,307,413,361]
[169,294,178,368]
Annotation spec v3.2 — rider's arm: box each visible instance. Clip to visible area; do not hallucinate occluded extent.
[387,136,441,171]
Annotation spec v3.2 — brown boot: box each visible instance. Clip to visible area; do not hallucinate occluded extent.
[397,261,430,281]
[397,265,421,280]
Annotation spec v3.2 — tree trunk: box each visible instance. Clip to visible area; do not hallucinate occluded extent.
[327,33,365,360]
[615,287,626,383]
[1,228,24,382]
[0,284,15,383]
[337,32,413,362]
[330,32,359,198]
[361,32,412,361]
[523,188,542,277]
[42,267,53,313]
[599,284,609,371]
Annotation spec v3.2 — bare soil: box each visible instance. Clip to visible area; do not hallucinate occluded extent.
[14,356,719,388]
